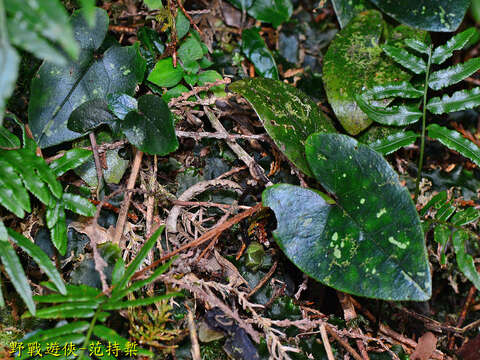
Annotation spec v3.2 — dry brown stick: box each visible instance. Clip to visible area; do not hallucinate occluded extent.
[168,78,231,106]
[172,199,251,210]
[175,0,203,35]
[337,292,369,360]
[203,106,272,185]
[324,324,363,360]
[187,309,201,360]
[146,155,157,238]
[132,203,263,280]
[176,130,268,142]
[113,149,144,245]
[319,323,335,360]
[350,297,450,360]
[89,132,104,198]
[247,261,278,298]
[166,178,243,233]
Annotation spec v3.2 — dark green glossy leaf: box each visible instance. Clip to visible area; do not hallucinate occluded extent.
[427,88,480,115]
[453,230,480,290]
[368,130,418,155]
[49,148,93,177]
[432,27,480,65]
[429,58,480,91]
[107,93,137,120]
[5,0,78,59]
[381,44,426,74]
[0,126,20,148]
[46,202,67,254]
[104,293,180,310]
[178,36,204,65]
[427,124,480,166]
[419,191,447,216]
[29,8,146,148]
[229,78,335,177]
[112,225,165,295]
[369,0,470,32]
[247,0,293,28]
[263,133,431,300]
[176,11,190,39]
[7,228,66,294]
[67,99,117,134]
[404,38,430,54]
[241,27,278,80]
[451,207,480,226]
[122,95,178,155]
[435,202,456,221]
[0,221,6,242]
[147,57,184,88]
[226,0,254,11]
[0,159,30,217]
[79,0,96,27]
[323,11,426,135]
[364,82,423,100]
[63,193,95,217]
[0,240,35,314]
[0,1,19,126]
[330,0,370,28]
[354,94,422,126]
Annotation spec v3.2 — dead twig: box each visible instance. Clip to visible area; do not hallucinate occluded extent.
[113,149,144,245]
[89,132,104,199]
[247,261,277,298]
[176,130,268,142]
[187,308,201,360]
[319,324,335,360]
[324,324,364,360]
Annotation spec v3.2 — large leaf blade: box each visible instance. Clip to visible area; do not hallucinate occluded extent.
[426,88,480,115]
[369,0,470,32]
[429,58,480,90]
[427,124,480,166]
[263,134,431,300]
[229,78,335,177]
[122,95,179,155]
[28,8,146,148]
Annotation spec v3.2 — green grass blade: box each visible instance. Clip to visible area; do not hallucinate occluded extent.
[112,225,165,295]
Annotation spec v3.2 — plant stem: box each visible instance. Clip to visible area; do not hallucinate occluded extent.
[414,46,433,203]
[78,309,100,360]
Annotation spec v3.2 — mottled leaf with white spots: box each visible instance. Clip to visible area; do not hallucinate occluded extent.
[263,133,431,301]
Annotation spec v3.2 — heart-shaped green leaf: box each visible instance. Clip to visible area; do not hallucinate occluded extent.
[323,10,427,135]
[247,0,293,28]
[229,78,335,176]
[263,133,431,300]
[369,0,470,32]
[28,8,146,148]
[122,95,178,155]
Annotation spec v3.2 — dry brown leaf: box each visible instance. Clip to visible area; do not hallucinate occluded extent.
[458,334,480,360]
[411,332,437,360]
